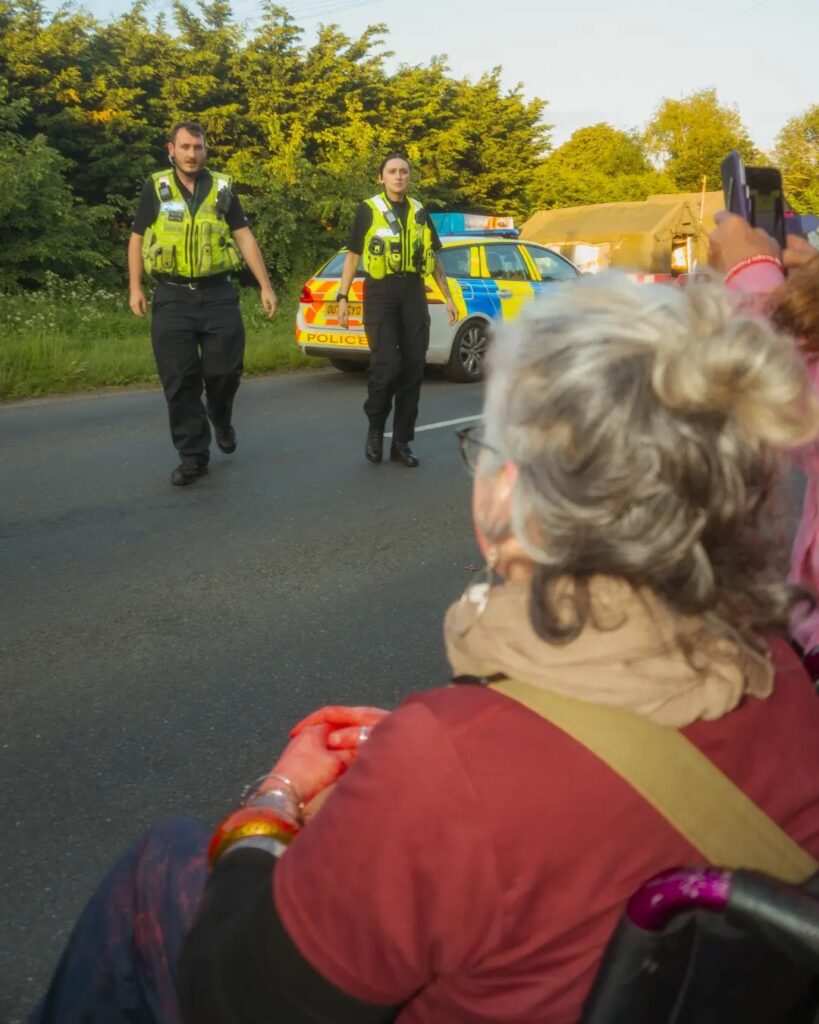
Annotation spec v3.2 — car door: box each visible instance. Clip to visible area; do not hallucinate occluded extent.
[426,244,495,362]
[479,242,536,320]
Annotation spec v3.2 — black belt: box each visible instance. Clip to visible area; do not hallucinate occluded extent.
[366,271,421,280]
[156,273,233,290]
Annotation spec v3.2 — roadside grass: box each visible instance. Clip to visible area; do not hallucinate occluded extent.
[0,274,325,401]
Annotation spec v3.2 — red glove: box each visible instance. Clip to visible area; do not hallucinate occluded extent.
[290,705,390,750]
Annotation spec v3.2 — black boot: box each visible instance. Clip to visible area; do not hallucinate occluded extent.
[390,441,419,468]
[365,428,384,463]
[214,425,236,454]
[171,462,209,486]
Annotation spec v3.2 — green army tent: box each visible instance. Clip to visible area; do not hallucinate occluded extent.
[521,192,724,275]
[646,191,725,233]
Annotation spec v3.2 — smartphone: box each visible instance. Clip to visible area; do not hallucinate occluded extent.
[720,150,750,221]
[745,166,787,249]
[721,150,789,248]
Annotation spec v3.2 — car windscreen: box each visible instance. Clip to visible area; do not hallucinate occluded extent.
[315,251,364,278]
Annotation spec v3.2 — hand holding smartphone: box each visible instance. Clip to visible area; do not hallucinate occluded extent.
[720,150,788,249]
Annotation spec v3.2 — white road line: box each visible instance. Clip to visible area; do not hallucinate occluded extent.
[384,414,481,439]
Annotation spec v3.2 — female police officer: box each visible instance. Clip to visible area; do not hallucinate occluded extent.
[337,153,458,467]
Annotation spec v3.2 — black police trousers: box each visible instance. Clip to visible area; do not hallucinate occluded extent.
[362,273,430,443]
[151,281,245,466]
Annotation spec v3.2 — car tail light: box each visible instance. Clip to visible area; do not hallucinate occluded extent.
[300,284,315,303]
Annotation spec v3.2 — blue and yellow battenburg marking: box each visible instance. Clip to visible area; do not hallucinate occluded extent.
[424,242,541,322]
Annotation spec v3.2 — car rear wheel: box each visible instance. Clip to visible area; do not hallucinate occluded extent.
[445,319,490,383]
[329,357,368,373]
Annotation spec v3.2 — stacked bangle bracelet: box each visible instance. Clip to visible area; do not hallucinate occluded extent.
[241,772,303,813]
[208,805,300,867]
[208,772,305,868]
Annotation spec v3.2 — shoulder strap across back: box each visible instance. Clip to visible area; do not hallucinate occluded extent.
[490,678,817,884]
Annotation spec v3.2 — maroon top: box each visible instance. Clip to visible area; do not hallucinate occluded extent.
[275,636,819,1023]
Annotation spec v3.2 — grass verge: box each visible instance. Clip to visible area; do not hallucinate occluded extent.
[0,274,325,401]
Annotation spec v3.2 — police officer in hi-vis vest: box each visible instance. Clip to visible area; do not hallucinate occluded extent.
[337,153,458,467]
[128,121,277,486]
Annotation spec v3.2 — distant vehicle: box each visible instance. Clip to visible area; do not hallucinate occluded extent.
[295,232,580,383]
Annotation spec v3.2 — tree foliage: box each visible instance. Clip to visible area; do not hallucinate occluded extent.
[643,88,759,192]
[0,77,112,287]
[528,123,674,209]
[1,2,806,291]
[775,105,819,215]
[0,0,549,285]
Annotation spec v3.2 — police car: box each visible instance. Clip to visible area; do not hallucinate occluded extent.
[295,231,580,382]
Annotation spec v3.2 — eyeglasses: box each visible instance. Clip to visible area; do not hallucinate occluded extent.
[456,423,498,474]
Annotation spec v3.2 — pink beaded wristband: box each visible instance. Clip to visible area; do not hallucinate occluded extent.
[724,254,783,286]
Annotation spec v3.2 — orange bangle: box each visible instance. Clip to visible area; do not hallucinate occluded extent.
[208,806,300,868]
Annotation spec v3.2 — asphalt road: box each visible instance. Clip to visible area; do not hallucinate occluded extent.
[0,368,483,1022]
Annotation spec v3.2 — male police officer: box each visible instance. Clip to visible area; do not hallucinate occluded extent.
[337,153,458,467]
[128,121,277,486]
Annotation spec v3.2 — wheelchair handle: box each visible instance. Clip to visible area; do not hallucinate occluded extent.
[626,867,732,930]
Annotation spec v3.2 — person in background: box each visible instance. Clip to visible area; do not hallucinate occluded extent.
[32,276,819,1023]
[710,213,819,674]
[129,121,277,487]
[336,152,458,468]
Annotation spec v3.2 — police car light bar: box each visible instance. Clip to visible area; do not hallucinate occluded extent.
[438,229,521,239]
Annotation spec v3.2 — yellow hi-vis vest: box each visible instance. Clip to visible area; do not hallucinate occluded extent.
[141,171,242,278]
[361,194,436,280]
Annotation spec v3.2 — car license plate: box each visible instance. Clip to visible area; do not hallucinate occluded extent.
[325,302,363,318]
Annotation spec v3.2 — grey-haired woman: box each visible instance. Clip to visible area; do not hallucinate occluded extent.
[34,276,819,1024]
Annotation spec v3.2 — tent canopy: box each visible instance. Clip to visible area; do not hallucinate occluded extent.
[521,193,723,273]
[647,191,724,233]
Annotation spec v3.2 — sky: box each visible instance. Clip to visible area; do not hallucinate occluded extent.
[73,0,817,156]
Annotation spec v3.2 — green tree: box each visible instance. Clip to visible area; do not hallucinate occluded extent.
[775,105,819,214]
[0,79,112,287]
[0,0,160,270]
[547,122,650,177]
[644,88,758,192]
[163,0,245,147]
[228,13,392,279]
[425,70,548,219]
[81,3,179,212]
[0,0,554,285]
[528,123,674,210]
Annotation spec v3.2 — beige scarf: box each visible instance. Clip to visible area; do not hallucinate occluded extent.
[444,576,774,727]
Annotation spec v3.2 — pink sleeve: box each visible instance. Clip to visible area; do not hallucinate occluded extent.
[273,699,502,1005]
[789,357,819,474]
[723,262,784,319]
[725,261,785,296]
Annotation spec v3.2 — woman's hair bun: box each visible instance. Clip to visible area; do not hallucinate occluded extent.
[481,273,819,647]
